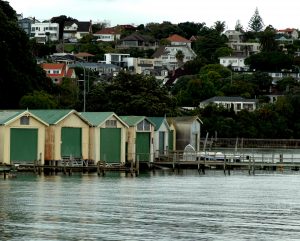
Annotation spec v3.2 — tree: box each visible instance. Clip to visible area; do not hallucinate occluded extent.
[175,50,185,66]
[248,7,264,32]
[87,72,178,116]
[258,25,278,52]
[0,1,54,108]
[235,20,244,33]
[20,91,58,109]
[213,21,226,34]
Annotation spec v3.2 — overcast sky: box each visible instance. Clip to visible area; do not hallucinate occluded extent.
[7,0,300,30]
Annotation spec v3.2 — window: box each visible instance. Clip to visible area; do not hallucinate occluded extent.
[20,116,30,125]
[105,120,117,127]
[137,120,150,131]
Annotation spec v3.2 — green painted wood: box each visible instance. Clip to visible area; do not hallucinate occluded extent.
[169,130,174,151]
[61,127,82,158]
[10,128,38,162]
[136,132,150,161]
[100,128,121,163]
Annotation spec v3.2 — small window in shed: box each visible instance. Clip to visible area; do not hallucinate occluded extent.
[106,120,117,128]
[137,120,150,131]
[20,116,30,125]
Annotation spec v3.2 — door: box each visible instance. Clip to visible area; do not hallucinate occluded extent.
[10,128,38,162]
[61,127,82,158]
[136,132,150,161]
[159,131,165,155]
[100,128,121,163]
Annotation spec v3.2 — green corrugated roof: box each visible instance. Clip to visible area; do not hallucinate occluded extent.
[30,109,74,124]
[119,116,146,126]
[80,112,114,126]
[147,117,165,131]
[0,110,24,125]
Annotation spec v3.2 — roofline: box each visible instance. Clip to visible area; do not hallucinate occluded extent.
[3,110,49,126]
[97,113,129,128]
[54,110,92,126]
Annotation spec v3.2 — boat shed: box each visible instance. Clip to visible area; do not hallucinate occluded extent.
[169,116,203,151]
[148,117,170,158]
[31,109,91,163]
[120,116,155,163]
[80,112,128,164]
[166,118,177,152]
[0,110,48,165]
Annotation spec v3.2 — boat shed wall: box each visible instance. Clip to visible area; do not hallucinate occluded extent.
[152,121,170,158]
[172,117,202,151]
[45,113,90,161]
[0,113,47,165]
[89,115,127,164]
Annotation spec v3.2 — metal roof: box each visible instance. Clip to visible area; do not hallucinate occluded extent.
[30,109,91,125]
[80,112,128,128]
[147,117,170,131]
[201,96,258,103]
[0,110,49,126]
[120,116,155,127]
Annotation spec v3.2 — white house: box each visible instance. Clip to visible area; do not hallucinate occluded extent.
[219,55,249,71]
[93,28,121,42]
[63,21,92,41]
[30,22,59,43]
[104,53,130,67]
[152,45,197,70]
[224,30,243,43]
[199,96,258,113]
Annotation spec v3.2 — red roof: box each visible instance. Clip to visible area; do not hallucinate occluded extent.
[95,28,120,35]
[167,34,191,43]
[75,52,95,57]
[277,28,295,33]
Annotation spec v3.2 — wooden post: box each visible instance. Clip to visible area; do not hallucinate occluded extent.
[136,156,139,176]
[3,171,6,180]
[223,158,226,175]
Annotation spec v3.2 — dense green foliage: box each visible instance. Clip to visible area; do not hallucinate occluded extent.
[0,1,53,108]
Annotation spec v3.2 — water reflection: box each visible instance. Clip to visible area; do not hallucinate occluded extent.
[1,171,300,240]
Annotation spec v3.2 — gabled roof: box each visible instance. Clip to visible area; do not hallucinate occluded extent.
[167,34,191,43]
[170,116,203,125]
[30,109,91,125]
[121,33,154,42]
[0,110,49,126]
[77,21,92,32]
[147,117,170,131]
[120,116,155,127]
[80,112,128,128]
[75,52,95,58]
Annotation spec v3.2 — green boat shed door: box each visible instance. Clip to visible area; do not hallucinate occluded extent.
[136,132,150,161]
[100,128,121,163]
[10,128,38,162]
[61,127,82,158]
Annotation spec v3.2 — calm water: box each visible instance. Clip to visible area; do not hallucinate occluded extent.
[1,170,300,241]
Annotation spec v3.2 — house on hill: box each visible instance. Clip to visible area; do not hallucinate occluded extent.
[40,63,76,84]
[94,27,121,42]
[167,34,192,48]
[118,33,158,50]
[199,96,258,113]
[63,21,92,41]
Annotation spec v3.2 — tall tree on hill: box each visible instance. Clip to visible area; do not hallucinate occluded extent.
[51,15,77,40]
[248,7,264,32]
[0,0,53,108]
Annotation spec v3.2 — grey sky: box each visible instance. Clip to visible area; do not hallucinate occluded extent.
[7,0,300,30]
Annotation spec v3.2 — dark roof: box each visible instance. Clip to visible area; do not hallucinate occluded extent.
[77,21,92,32]
[201,96,258,103]
[121,33,155,42]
